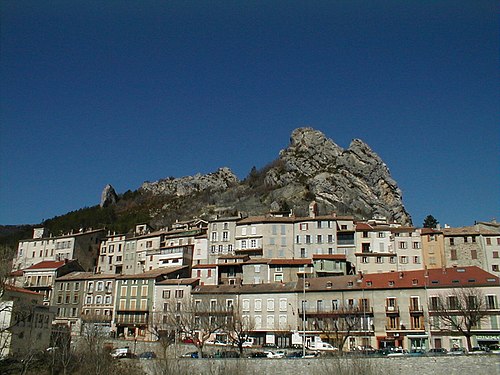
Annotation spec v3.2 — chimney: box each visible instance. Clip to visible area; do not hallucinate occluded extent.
[309,201,318,218]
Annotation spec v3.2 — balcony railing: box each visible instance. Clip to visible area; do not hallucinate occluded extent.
[385,306,399,314]
[302,307,374,317]
[409,305,424,314]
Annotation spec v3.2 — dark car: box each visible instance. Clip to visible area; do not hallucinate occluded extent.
[249,351,268,358]
[428,348,447,355]
[181,351,199,358]
[138,351,157,360]
[286,351,303,359]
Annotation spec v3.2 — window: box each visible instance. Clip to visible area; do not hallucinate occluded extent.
[242,299,250,311]
[361,256,369,264]
[378,232,385,238]
[389,256,396,264]
[413,256,420,264]
[175,290,184,299]
[376,257,383,264]
[250,239,257,248]
[317,235,323,244]
[493,265,499,272]
[222,231,229,241]
[162,290,171,299]
[305,235,311,244]
[274,274,283,282]
[400,256,408,264]
[96,296,102,304]
[487,295,497,309]
[450,249,457,260]
[241,240,247,249]
[255,299,262,311]
[471,249,478,260]
[104,295,112,304]
[211,232,217,241]
[362,243,370,253]
[412,242,421,249]
[300,248,306,258]
[362,231,369,238]
[267,299,275,311]
[279,298,287,312]
[327,234,334,243]
[86,295,92,304]
[448,296,459,310]
[493,251,499,259]
[450,238,455,246]
[141,285,148,296]
[399,242,408,249]
[130,286,137,297]
[299,223,308,231]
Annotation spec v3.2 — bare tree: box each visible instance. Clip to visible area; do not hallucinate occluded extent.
[171,300,228,358]
[225,301,254,356]
[78,317,113,375]
[429,287,488,351]
[311,307,362,352]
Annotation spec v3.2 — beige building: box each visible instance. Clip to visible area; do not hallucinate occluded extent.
[0,285,55,358]
[419,227,446,269]
[14,228,105,272]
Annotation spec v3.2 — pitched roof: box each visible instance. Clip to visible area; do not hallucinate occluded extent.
[4,284,44,296]
[268,259,312,266]
[360,266,499,289]
[117,266,187,280]
[156,278,199,286]
[56,272,117,281]
[24,260,67,271]
[312,254,347,261]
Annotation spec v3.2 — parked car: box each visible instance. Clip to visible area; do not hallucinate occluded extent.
[387,348,409,357]
[428,348,447,355]
[138,351,157,360]
[488,344,500,353]
[249,351,268,358]
[180,351,199,358]
[286,351,304,359]
[447,347,467,355]
[110,347,132,359]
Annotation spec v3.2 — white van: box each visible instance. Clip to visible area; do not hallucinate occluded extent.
[308,342,338,351]
[110,347,131,358]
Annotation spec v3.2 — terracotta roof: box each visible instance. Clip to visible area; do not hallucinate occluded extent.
[9,270,24,277]
[360,266,499,289]
[420,228,443,235]
[192,263,217,269]
[5,284,44,296]
[355,223,373,231]
[25,260,67,271]
[237,216,295,224]
[312,254,347,260]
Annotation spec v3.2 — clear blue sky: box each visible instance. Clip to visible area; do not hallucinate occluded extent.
[1,1,498,227]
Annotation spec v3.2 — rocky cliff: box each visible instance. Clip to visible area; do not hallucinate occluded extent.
[263,127,411,224]
[134,127,411,226]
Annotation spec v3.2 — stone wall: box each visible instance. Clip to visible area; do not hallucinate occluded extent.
[138,355,500,375]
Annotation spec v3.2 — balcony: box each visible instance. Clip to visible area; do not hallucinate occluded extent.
[115,312,148,325]
[302,306,374,318]
[385,306,400,315]
[409,305,424,315]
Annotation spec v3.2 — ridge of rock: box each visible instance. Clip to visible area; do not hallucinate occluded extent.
[140,167,239,196]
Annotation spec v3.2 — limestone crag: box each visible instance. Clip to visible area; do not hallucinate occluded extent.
[140,167,239,196]
[264,128,411,224]
[100,184,118,208]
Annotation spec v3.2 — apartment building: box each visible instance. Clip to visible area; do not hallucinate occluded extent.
[419,227,446,269]
[443,225,500,278]
[355,220,423,274]
[113,266,188,340]
[0,285,54,358]
[14,228,105,272]
[207,215,241,263]
[21,260,84,305]
[98,232,127,274]
[188,266,500,351]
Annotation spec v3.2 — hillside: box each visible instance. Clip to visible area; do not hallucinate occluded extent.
[0,127,411,246]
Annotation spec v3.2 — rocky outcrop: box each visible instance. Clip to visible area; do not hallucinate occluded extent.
[135,128,411,226]
[140,167,239,196]
[264,128,411,224]
[100,184,118,208]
